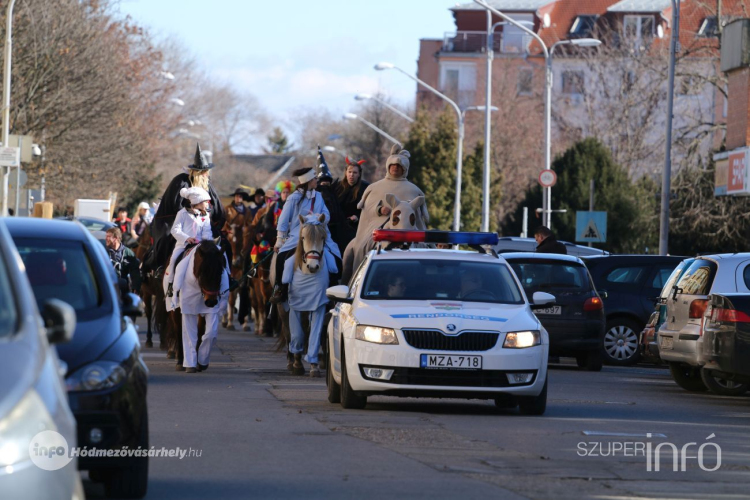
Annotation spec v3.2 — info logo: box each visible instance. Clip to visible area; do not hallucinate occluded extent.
[28,430,73,471]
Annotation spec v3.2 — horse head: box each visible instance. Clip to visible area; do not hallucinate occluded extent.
[295,213,327,274]
[194,237,224,307]
[384,194,424,230]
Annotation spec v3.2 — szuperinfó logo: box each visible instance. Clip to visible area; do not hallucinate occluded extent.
[29,430,73,471]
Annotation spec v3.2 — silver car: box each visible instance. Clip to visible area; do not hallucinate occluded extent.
[658,254,750,395]
[0,220,82,500]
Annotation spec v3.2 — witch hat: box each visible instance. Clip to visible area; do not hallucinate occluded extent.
[188,143,214,171]
[316,145,332,183]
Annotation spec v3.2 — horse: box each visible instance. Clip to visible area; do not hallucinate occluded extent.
[282,214,330,377]
[223,220,251,331]
[135,225,160,348]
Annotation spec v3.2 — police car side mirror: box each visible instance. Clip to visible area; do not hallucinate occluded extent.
[327,285,353,304]
[530,291,556,310]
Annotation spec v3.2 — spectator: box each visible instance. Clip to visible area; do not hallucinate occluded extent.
[131,202,150,242]
[113,206,136,248]
[248,188,266,220]
[105,227,141,293]
[534,226,567,255]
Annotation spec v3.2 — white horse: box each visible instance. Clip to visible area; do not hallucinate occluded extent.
[282,213,335,377]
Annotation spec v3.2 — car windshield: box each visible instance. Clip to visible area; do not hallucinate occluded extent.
[0,252,19,338]
[14,238,103,319]
[361,259,524,304]
[508,259,590,293]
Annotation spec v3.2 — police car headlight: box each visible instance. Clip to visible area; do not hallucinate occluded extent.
[355,325,399,345]
[503,331,540,349]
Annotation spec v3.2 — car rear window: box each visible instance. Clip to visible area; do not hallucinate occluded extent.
[508,259,590,293]
[675,259,717,296]
[14,238,103,319]
[659,260,691,298]
[0,253,18,338]
[742,264,750,291]
[652,266,677,289]
[361,259,524,304]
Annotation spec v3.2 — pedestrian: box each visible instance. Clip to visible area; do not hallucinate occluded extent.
[164,187,214,306]
[534,226,567,254]
[248,188,266,220]
[105,227,141,294]
[113,206,136,248]
[333,156,368,253]
[130,202,150,243]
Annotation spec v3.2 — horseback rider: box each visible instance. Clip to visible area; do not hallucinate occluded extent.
[270,167,341,303]
[315,146,345,256]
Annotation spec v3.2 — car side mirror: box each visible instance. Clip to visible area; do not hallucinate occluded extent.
[598,289,609,300]
[42,299,76,344]
[326,285,353,304]
[121,292,144,317]
[530,291,556,310]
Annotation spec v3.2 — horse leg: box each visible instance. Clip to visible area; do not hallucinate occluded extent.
[240,285,252,332]
[225,290,237,330]
[173,311,184,368]
[144,291,154,348]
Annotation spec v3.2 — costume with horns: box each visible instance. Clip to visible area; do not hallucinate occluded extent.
[340,144,428,284]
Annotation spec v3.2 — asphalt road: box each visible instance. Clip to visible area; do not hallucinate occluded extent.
[82,319,750,500]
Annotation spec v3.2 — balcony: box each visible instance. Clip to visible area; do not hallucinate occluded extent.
[442,31,532,55]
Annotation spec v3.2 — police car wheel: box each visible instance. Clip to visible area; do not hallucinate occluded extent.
[327,345,341,404]
[518,379,547,416]
[340,341,367,410]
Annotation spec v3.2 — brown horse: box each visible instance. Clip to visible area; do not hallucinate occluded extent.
[223,221,250,331]
[135,225,159,348]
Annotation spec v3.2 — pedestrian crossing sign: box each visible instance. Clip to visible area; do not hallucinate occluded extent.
[576,211,607,243]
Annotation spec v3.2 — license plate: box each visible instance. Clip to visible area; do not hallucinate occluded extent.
[661,336,674,350]
[536,306,561,315]
[420,354,482,370]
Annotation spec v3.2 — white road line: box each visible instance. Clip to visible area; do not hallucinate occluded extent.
[582,431,667,438]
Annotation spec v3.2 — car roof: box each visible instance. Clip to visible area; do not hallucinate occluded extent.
[3,217,91,241]
[369,248,507,263]
[582,254,685,263]
[693,253,750,262]
[500,252,585,265]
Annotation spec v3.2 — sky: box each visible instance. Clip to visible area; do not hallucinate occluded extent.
[118,0,459,150]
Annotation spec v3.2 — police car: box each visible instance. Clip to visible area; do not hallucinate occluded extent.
[325,230,552,415]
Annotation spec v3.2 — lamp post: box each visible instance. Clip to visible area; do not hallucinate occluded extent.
[354,93,414,123]
[342,113,401,147]
[375,62,468,231]
[1,0,17,216]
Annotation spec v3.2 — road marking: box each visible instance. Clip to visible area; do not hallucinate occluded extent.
[582,431,667,438]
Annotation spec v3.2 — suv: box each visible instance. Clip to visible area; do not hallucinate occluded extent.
[503,253,605,371]
[494,237,607,257]
[583,255,683,365]
[658,254,750,395]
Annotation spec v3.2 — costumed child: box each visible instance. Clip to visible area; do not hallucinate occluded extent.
[164,186,214,307]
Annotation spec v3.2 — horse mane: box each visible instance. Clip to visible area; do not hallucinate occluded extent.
[294,223,327,270]
[193,240,224,291]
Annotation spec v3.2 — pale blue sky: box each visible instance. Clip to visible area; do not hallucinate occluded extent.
[119,0,458,149]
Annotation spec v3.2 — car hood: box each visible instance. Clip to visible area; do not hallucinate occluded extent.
[56,313,121,373]
[353,300,539,333]
[0,324,44,419]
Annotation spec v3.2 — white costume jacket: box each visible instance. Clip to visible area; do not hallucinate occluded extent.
[171,208,213,248]
[172,249,229,315]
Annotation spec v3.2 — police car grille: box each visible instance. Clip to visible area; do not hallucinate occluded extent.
[402,330,499,351]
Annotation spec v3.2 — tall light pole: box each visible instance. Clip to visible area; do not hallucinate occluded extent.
[1,0,17,216]
[660,0,680,256]
[375,62,467,231]
[355,94,414,123]
[343,113,401,147]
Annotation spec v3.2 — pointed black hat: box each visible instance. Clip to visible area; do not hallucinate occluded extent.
[188,143,214,171]
[316,145,332,182]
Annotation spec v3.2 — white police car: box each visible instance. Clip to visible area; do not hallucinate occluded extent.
[325,230,552,415]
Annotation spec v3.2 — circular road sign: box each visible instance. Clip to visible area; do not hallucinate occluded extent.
[538,170,557,188]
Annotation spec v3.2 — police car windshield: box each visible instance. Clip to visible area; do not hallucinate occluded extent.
[361,259,524,304]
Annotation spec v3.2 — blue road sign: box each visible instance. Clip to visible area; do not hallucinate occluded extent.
[576,211,607,243]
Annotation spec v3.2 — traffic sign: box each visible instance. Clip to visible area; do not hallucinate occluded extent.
[0,147,19,167]
[538,170,557,188]
[576,211,607,243]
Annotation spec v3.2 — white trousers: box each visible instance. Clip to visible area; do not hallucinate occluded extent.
[182,313,219,368]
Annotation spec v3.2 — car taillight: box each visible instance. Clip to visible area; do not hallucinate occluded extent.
[710,308,750,323]
[689,299,708,319]
[584,297,603,311]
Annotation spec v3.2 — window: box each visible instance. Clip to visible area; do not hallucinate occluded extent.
[570,15,598,38]
[606,266,648,285]
[517,68,533,95]
[675,259,717,296]
[561,70,584,95]
[697,16,719,38]
[361,259,524,304]
[439,62,477,109]
[652,267,678,290]
[509,260,590,293]
[624,15,655,48]
[743,264,750,291]
[501,14,534,53]
[659,260,692,298]
[0,253,18,338]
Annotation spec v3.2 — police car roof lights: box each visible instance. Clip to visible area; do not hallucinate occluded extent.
[372,229,499,246]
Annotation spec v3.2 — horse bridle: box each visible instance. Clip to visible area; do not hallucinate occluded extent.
[303,249,322,264]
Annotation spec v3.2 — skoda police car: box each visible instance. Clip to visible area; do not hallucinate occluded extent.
[325,230,552,415]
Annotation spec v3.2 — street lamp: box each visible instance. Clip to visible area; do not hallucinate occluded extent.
[1,0,18,216]
[342,113,401,147]
[375,62,467,231]
[660,0,680,256]
[355,93,414,123]
[170,97,185,107]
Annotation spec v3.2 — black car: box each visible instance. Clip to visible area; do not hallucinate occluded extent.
[701,293,750,392]
[582,255,683,366]
[504,252,605,371]
[5,218,149,499]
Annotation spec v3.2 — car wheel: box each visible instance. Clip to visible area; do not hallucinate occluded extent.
[668,362,707,392]
[327,343,341,404]
[103,408,149,499]
[576,350,603,372]
[518,379,547,416]
[700,368,749,396]
[603,319,641,366]
[340,341,367,410]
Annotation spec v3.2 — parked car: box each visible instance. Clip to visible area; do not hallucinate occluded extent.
[582,255,683,365]
[56,215,115,246]
[4,218,149,499]
[494,237,607,257]
[503,252,605,371]
[658,254,750,395]
[702,293,750,390]
[0,220,82,500]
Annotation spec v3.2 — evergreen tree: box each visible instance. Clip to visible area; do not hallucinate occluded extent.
[461,141,503,232]
[126,169,162,214]
[265,126,293,154]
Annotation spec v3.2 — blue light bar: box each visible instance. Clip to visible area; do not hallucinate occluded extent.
[372,230,499,246]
